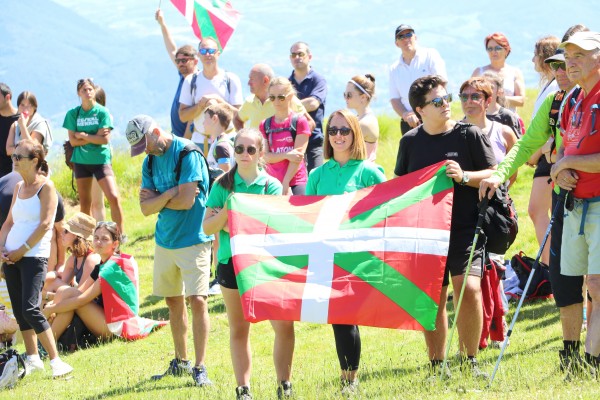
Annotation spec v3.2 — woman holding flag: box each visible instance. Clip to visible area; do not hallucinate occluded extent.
[306,109,386,394]
[203,128,294,400]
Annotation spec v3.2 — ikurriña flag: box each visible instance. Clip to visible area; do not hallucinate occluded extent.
[99,253,167,340]
[228,161,454,330]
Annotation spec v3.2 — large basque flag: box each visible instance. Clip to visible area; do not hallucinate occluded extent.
[99,254,167,340]
[228,162,453,330]
[170,0,241,50]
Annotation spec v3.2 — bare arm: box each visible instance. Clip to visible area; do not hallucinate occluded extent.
[233,113,245,130]
[390,98,419,128]
[45,280,102,315]
[281,134,309,192]
[505,68,525,108]
[301,97,320,112]
[139,187,178,216]
[203,205,228,236]
[155,8,178,66]
[5,122,16,155]
[0,185,18,262]
[445,159,496,188]
[165,181,199,210]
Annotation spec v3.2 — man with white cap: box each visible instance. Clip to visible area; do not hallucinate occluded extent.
[389,24,447,134]
[125,115,213,386]
[550,31,600,375]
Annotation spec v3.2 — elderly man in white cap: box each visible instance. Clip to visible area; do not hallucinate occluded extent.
[126,115,213,387]
[550,31,600,376]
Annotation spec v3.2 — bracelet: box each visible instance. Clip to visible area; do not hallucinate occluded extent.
[23,242,31,250]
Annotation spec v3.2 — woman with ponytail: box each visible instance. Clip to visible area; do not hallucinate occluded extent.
[203,128,295,400]
[344,74,379,161]
[0,139,73,378]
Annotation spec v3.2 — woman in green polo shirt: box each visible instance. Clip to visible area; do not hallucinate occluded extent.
[62,79,124,235]
[306,109,386,394]
[203,128,294,400]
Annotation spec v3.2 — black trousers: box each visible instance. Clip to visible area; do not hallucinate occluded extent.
[332,324,361,371]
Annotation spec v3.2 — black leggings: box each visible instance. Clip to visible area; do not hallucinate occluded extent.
[3,257,50,333]
[332,324,361,371]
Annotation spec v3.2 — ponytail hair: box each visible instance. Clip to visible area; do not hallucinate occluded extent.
[217,128,265,192]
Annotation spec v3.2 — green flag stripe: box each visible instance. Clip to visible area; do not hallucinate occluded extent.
[99,261,138,314]
[237,255,308,296]
[334,251,438,328]
[194,3,219,46]
[230,196,315,233]
[339,167,452,230]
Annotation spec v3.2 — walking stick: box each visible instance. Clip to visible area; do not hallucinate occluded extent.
[440,192,490,380]
[488,189,569,387]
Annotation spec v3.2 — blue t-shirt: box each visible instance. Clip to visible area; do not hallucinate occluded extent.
[141,136,212,249]
[289,68,327,142]
[171,73,187,137]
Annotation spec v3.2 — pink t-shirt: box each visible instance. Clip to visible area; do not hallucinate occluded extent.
[260,112,311,186]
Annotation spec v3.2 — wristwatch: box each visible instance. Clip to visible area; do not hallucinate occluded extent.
[459,172,470,186]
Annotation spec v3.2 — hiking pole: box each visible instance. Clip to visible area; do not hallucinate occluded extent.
[488,188,569,387]
[440,191,490,380]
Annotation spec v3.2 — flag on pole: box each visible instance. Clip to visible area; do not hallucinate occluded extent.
[169,0,241,50]
[99,254,167,340]
[228,162,454,330]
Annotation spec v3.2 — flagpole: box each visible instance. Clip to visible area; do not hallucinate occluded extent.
[158,0,162,8]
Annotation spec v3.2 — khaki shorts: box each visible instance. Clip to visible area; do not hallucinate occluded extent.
[561,199,600,276]
[153,242,212,297]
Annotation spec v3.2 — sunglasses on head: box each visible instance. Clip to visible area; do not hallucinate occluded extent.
[11,153,34,161]
[486,45,504,53]
[198,48,218,56]
[458,93,484,103]
[423,93,452,108]
[234,144,257,155]
[327,126,352,137]
[396,32,414,40]
[268,94,287,102]
[549,61,566,71]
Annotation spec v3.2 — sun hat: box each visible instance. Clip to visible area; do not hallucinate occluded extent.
[64,212,96,241]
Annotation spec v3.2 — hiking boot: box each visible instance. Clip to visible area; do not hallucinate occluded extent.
[276,380,293,399]
[341,378,359,395]
[236,385,253,400]
[424,360,452,383]
[24,355,45,376]
[462,357,489,381]
[151,358,192,380]
[192,365,213,387]
[51,359,73,378]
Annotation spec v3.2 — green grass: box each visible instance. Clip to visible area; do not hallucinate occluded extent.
[9,89,599,399]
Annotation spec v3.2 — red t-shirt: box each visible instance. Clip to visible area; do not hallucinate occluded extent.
[561,79,600,198]
[259,112,311,186]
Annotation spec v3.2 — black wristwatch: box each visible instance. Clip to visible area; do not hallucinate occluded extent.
[459,172,470,186]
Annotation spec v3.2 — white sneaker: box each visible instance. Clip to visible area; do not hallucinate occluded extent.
[208,283,222,296]
[24,356,45,375]
[51,359,73,378]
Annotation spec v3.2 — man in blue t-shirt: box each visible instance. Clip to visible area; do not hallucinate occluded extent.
[155,9,199,137]
[289,41,327,172]
[126,114,213,387]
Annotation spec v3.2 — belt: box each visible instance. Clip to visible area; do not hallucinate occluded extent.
[576,195,600,235]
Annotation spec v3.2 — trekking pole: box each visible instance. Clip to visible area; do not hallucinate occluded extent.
[488,189,569,387]
[440,191,490,380]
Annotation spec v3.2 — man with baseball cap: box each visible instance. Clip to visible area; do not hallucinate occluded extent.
[550,31,600,375]
[389,24,447,134]
[126,115,214,386]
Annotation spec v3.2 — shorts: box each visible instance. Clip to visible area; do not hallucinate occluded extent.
[443,229,484,286]
[561,199,600,276]
[533,156,552,178]
[153,242,212,297]
[73,163,115,180]
[217,258,238,289]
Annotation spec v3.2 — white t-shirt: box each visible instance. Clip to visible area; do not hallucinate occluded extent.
[389,47,447,112]
[179,69,243,143]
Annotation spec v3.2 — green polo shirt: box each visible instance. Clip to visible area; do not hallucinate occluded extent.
[306,159,386,195]
[207,170,282,263]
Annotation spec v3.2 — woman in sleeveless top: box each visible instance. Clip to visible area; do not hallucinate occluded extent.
[344,74,380,162]
[472,32,525,112]
[0,139,73,377]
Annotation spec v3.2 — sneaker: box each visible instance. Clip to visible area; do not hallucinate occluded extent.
[236,385,253,400]
[208,283,222,296]
[51,359,73,378]
[341,378,359,395]
[192,365,213,387]
[24,355,45,376]
[462,357,489,381]
[151,358,192,380]
[276,380,293,399]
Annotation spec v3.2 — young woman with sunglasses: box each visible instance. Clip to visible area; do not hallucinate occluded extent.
[62,78,125,236]
[6,91,52,156]
[344,74,379,161]
[0,139,73,377]
[260,77,311,195]
[203,128,294,400]
[306,109,386,394]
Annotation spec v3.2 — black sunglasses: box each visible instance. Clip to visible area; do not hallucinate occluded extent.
[327,126,352,137]
[549,61,566,71]
[458,93,484,103]
[423,94,452,108]
[234,145,257,155]
[11,154,34,161]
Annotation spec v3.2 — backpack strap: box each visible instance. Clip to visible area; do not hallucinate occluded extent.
[175,142,203,182]
[264,114,300,146]
[548,90,566,135]
[190,72,199,99]
[147,154,154,178]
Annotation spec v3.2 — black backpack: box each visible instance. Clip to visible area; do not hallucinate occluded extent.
[0,349,25,389]
[510,252,553,299]
[263,114,299,144]
[481,186,519,254]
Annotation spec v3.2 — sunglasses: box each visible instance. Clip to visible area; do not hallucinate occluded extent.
[234,145,257,155]
[423,94,452,108]
[327,126,352,137]
[175,57,192,64]
[486,45,504,53]
[290,52,306,58]
[396,32,414,40]
[11,154,34,161]
[458,93,484,103]
[549,61,566,71]
[343,92,358,100]
[268,94,287,102]
[199,48,218,56]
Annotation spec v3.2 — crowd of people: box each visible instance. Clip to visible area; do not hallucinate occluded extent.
[0,9,599,399]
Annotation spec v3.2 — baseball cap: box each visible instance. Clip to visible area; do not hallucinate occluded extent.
[126,115,153,157]
[544,48,565,63]
[395,24,414,38]
[559,31,600,51]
